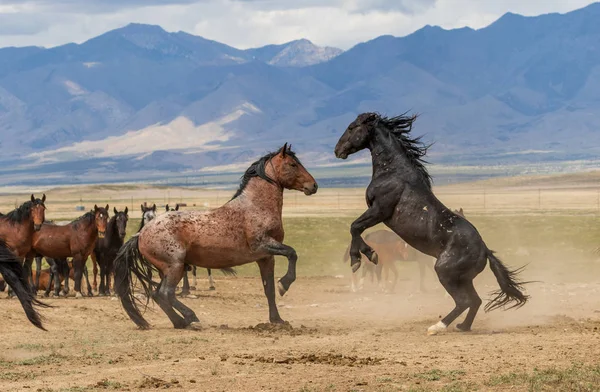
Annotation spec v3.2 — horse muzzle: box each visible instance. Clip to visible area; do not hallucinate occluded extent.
[303,182,318,195]
[98,231,105,239]
[34,224,42,231]
[334,144,349,159]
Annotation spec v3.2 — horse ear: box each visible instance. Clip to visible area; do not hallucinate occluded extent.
[140,204,145,212]
[114,207,118,215]
[31,194,35,203]
[105,204,109,211]
[280,143,288,157]
[94,204,99,212]
[165,205,169,212]
[42,194,46,203]
[152,204,156,211]
[287,144,292,152]
[175,204,179,211]
[124,207,128,215]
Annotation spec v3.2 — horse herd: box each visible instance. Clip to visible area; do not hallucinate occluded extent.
[0,112,529,336]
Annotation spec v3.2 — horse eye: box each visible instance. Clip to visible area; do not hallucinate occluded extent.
[290,162,297,168]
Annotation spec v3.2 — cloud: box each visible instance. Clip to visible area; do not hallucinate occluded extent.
[0,12,51,35]
[0,0,596,49]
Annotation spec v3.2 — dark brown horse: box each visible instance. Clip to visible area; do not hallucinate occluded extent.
[115,144,318,329]
[335,113,528,334]
[0,195,47,283]
[91,207,128,296]
[29,206,109,298]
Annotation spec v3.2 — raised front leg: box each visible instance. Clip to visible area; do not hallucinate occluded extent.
[257,257,284,323]
[258,238,298,296]
[349,206,385,273]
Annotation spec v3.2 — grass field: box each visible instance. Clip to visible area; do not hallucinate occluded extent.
[1,173,600,391]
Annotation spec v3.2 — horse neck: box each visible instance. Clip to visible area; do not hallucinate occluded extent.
[74,216,97,238]
[369,127,422,183]
[237,177,284,215]
[105,217,120,244]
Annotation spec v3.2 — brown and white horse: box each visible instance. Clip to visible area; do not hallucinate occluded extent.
[115,144,318,329]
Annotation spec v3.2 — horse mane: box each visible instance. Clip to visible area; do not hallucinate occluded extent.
[0,201,33,224]
[375,113,432,189]
[71,211,95,228]
[231,149,300,200]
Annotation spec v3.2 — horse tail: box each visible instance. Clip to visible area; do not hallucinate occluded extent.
[0,241,50,330]
[485,249,529,312]
[219,268,237,276]
[114,236,156,330]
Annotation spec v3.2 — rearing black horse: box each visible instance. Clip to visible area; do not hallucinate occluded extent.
[334,112,529,334]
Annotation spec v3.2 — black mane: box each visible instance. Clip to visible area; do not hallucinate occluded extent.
[0,201,34,224]
[231,149,300,200]
[375,113,432,188]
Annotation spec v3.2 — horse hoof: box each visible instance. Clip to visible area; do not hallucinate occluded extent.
[456,323,471,332]
[209,286,216,291]
[270,318,286,324]
[189,286,196,291]
[187,294,198,299]
[187,322,202,331]
[75,292,83,299]
[277,281,287,296]
[427,321,447,336]
[351,261,361,273]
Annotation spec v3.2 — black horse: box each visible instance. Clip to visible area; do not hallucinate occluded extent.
[91,207,128,296]
[334,112,529,334]
[0,239,49,329]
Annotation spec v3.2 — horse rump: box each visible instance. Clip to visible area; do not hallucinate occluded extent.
[0,240,50,330]
[114,236,157,329]
[485,250,529,312]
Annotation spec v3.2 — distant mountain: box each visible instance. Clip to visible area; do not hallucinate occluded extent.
[2,4,600,185]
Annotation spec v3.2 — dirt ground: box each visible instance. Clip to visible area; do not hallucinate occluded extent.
[1,274,599,392]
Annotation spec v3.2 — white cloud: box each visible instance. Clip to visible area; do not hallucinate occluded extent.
[0,0,596,49]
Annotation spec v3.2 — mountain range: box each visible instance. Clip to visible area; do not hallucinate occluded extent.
[1,3,600,186]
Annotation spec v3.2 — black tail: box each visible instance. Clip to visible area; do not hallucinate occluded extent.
[0,241,50,330]
[485,250,529,312]
[114,236,157,329]
[220,267,237,277]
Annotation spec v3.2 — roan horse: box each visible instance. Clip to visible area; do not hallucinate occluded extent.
[115,144,318,329]
[91,207,128,296]
[165,204,224,295]
[334,113,529,334]
[30,206,109,298]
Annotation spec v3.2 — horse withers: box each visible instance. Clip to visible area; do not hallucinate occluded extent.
[335,113,529,334]
[115,144,318,329]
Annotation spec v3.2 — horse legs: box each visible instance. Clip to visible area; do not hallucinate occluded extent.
[23,257,35,294]
[349,207,384,273]
[152,269,196,329]
[257,256,284,323]
[34,256,42,292]
[45,258,59,297]
[456,281,482,332]
[91,253,98,293]
[388,261,398,293]
[180,266,191,297]
[82,263,93,297]
[260,239,298,296]
[190,266,197,290]
[72,256,87,298]
[207,268,215,290]
[428,252,481,335]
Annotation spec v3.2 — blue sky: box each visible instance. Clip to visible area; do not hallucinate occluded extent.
[0,0,596,49]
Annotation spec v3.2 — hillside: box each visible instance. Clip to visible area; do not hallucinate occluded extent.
[2,4,600,185]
